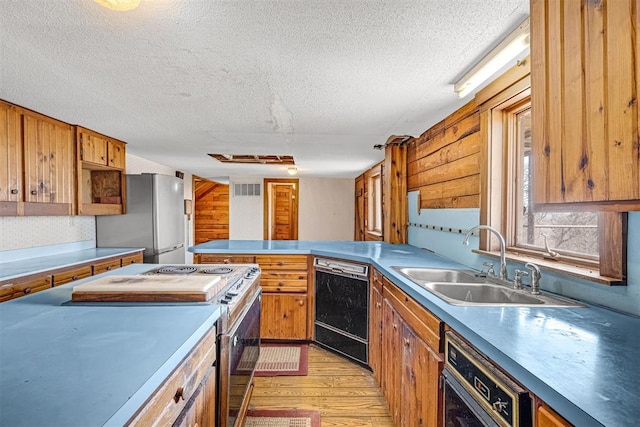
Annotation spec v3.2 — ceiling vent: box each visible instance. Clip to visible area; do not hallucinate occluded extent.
[209,154,295,165]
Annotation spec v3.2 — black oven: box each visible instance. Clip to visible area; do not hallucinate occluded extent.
[217,288,261,427]
[442,332,532,427]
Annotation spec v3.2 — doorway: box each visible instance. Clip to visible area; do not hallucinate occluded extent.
[263,178,299,240]
[193,176,229,244]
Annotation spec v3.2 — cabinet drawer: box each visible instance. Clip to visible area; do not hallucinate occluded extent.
[0,275,52,302]
[256,255,308,270]
[121,252,144,266]
[383,277,443,352]
[127,326,217,426]
[196,254,256,264]
[93,258,122,275]
[261,271,308,293]
[52,266,93,287]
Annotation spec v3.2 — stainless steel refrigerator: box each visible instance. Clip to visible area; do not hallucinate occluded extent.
[96,173,185,264]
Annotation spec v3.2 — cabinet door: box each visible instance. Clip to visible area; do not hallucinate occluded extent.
[107,139,126,169]
[22,111,75,212]
[174,368,216,427]
[79,129,107,166]
[536,402,572,427]
[0,101,22,207]
[260,293,307,340]
[401,324,442,427]
[531,0,640,207]
[381,299,402,424]
[369,274,383,385]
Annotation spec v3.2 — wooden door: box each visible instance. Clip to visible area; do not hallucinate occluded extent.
[194,179,229,244]
[355,175,365,240]
[0,101,22,208]
[22,111,74,213]
[264,179,298,240]
[260,293,307,340]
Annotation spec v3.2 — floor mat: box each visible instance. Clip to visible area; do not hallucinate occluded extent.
[244,409,321,427]
[237,343,309,376]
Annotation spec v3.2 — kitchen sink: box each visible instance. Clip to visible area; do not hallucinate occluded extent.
[392,267,486,284]
[392,266,584,307]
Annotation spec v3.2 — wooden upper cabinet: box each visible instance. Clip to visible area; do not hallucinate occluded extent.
[21,110,75,215]
[77,127,125,170]
[0,101,23,214]
[530,0,640,210]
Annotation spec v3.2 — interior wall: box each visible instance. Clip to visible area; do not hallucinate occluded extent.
[298,178,354,240]
[228,176,354,240]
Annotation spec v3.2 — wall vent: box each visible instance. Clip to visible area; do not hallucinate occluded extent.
[234,183,261,196]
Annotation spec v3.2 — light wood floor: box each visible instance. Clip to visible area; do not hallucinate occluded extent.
[248,344,394,426]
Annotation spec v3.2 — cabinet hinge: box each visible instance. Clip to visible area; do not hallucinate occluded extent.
[439,374,445,390]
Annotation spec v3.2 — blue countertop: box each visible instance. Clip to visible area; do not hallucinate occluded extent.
[0,264,223,427]
[0,247,145,281]
[190,240,640,427]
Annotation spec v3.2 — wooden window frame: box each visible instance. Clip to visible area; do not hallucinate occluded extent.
[364,163,383,239]
[477,62,627,285]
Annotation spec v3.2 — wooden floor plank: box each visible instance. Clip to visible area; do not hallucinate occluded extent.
[248,344,392,425]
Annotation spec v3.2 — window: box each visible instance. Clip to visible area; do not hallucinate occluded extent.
[507,103,599,263]
[368,172,382,234]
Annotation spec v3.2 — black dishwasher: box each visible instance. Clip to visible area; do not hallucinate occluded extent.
[314,257,369,365]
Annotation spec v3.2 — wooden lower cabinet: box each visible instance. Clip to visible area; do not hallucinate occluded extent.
[173,368,216,427]
[127,325,217,426]
[52,265,93,287]
[260,293,308,340]
[92,257,122,275]
[536,401,573,427]
[369,270,384,386]
[378,275,443,427]
[121,252,144,266]
[0,274,52,302]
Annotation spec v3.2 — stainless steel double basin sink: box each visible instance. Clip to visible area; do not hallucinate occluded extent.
[392,267,584,307]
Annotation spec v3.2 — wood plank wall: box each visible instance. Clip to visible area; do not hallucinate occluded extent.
[194,181,229,244]
[407,100,481,209]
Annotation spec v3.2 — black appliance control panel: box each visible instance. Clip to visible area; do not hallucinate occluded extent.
[445,332,532,427]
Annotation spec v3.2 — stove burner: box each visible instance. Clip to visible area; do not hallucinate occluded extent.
[156,266,198,275]
[200,267,234,274]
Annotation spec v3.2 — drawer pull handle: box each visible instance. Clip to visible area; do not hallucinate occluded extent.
[131,260,137,263]
[72,275,78,281]
[403,338,410,347]
[24,287,32,294]
[31,190,37,195]
[393,323,398,330]
[277,262,284,266]
[106,266,112,271]
[173,387,185,403]
[11,189,18,194]
[298,300,304,306]
[278,281,285,286]
[376,302,381,308]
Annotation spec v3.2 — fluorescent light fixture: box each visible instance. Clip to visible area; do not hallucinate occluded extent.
[454,17,530,98]
[94,0,141,11]
[287,166,298,175]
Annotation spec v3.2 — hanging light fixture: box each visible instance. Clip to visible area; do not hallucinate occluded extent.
[287,166,298,176]
[93,0,141,11]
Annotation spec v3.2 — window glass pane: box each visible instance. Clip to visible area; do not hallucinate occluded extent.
[515,108,599,258]
[374,176,382,231]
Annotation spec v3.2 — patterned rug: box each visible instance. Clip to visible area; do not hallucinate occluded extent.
[244,409,321,427]
[237,343,309,376]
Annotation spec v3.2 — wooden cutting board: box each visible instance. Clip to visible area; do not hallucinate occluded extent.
[71,275,222,302]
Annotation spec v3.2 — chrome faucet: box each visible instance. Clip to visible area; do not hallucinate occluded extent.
[525,262,542,295]
[463,225,508,281]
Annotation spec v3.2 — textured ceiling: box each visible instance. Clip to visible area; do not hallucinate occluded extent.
[0,0,529,179]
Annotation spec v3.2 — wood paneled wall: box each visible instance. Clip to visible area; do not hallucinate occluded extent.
[194,181,229,244]
[407,100,481,209]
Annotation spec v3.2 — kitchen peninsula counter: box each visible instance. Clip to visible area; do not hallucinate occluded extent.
[190,240,640,427]
[0,264,223,426]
